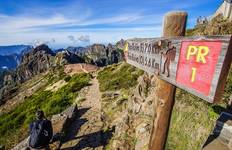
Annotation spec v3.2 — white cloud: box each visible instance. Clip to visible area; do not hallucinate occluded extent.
[30,38,56,47]
[0,11,158,34]
[77,13,144,26]
[78,35,90,42]
[0,14,76,33]
[0,1,174,48]
[67,35,90,45]
[0,26,161,48]
[67,35,77,44]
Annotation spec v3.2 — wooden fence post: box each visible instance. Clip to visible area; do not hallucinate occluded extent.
[149,11,188,150]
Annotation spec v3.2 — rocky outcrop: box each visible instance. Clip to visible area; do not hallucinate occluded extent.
[187,14,232,36]
[116,39,126,50]
[55,44,124,67]
[82,43,124,67]
[55,50,85,66]
[0,44,56,105]
[101,74,156,150]
[0,43,122,106]
[16,44,55,83]
[0,71,18,104]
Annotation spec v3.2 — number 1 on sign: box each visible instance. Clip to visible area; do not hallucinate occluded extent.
[191,67,197,82]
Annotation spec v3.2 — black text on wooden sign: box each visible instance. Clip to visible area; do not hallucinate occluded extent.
[124,36,232,103]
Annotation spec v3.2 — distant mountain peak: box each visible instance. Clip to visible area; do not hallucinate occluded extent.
[31,44,55,56]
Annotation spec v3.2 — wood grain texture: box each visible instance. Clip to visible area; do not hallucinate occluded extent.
[162,11,187,37]
[149,11,187,150]
[126,36,232,103]
[214,36,232,103]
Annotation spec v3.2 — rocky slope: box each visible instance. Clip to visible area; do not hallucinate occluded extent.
[55,50,85,66]
[53,17,232,150]
[10,62,149,150]
[187,14,232,36]
[16,44,56,83]
[54,42,124,67]
[0,44,56,105]
[0,42,124,106]
[0,42,123,73]
[1,57,231,150]
[76,43,124,67]
[2,20,232,149]
[97,63,151,149]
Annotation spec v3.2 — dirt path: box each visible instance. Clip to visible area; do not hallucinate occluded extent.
[81,75,101,110]
[80,64,89,74]
[60,75,113,150]
[64,64,98,75]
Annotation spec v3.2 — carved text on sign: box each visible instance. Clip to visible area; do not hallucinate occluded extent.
[127,40,176,77]
[125,36,232,103]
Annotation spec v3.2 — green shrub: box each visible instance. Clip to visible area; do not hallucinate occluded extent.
[0,73,91,148]
[167,15,232,150]
[97,63,144,92]
[64,76,71,82]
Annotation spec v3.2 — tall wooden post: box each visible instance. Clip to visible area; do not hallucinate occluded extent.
[149,11,188,150]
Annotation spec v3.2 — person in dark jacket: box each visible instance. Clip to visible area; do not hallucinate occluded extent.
[28,111,53,150]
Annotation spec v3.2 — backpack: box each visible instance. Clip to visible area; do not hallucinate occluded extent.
[29,119,52,148]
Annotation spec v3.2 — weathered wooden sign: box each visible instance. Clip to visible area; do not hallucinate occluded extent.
[124,36,232,103]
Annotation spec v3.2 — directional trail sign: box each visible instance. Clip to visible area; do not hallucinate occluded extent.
[125,36,232,103]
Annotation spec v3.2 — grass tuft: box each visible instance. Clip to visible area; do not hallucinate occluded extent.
[0,73,91,148]
[97,63,144,92]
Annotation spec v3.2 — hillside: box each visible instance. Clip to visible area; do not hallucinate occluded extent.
[166,15,232,150]
[0,43,123,106]
[81,15,232,150]
[0,57,231,150]
[0,15,232,150]
[0,42,125,149]
[186,14,232,36]
[0,68,91,148]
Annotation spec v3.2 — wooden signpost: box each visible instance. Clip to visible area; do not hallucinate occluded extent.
[125,35,232,103]
[124,11,232,150]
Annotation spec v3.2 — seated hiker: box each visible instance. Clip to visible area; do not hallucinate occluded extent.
[28,110,53,150]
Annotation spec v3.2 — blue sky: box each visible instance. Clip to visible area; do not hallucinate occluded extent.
[0,0,222,48]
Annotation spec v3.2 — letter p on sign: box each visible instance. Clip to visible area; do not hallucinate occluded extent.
[176,41,222,96]
[186,45,209,63]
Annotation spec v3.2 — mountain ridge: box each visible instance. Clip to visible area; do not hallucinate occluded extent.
[0,45,32,56]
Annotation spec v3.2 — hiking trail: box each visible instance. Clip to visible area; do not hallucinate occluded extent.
[60,74,112,150]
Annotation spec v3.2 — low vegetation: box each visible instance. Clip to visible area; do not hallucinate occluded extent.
[167,15,232,149]
[98,63,144,149]
[186,14,232,36]
[166,67,232,150]
[99,18,232,149]
[97,63,144,92]
[0,73,91,148]
[98,63,144,119]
